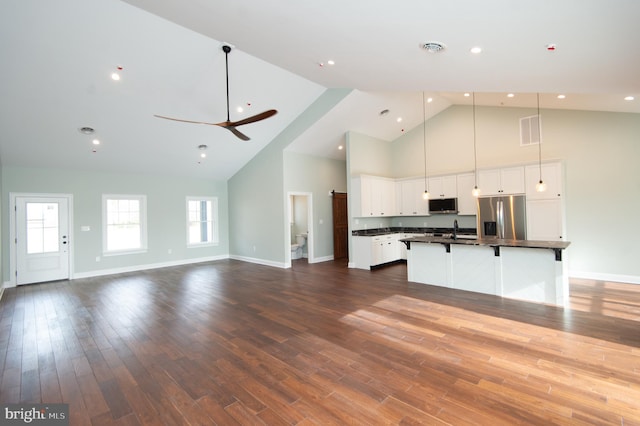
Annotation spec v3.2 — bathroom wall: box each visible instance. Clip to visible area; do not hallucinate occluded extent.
[291,195,308,243]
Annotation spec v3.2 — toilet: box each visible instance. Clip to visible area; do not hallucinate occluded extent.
[291,233,307,259]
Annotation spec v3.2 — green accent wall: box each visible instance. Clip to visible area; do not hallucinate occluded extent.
[2,166,229,279]
[228,88,351,265]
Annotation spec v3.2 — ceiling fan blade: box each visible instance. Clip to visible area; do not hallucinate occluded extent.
[154,115,216,125]
[229,109,278,127]
[155,46,276,142]
[222,126,251,141]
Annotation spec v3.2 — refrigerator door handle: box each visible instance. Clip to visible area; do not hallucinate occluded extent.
[497,200,504,239]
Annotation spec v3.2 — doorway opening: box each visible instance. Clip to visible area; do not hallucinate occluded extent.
[286,192,313,267]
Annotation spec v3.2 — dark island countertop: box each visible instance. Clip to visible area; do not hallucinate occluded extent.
[399,235,570,250]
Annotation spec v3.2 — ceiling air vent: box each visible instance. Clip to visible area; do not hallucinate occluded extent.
[520,115,541,146]
[420,42,446,53]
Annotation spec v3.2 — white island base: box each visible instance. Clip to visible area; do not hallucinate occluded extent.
[406,240,569,307]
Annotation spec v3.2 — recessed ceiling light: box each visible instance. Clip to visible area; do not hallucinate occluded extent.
[427,97,433,103]
[327,60,335,65]
[557,94,566,99]
[470,46,482,54]
[200,153,207,158]
[624,96,635,101]
[507,93,515,98]
[338,145,343,150]
[237,106,244,113]
[111,65,123,80]
[463,93,470,97]
[92,139,100,145]
[396,117,403,123]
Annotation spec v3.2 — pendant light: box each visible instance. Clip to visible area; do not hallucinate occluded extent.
[535,93,547,192]
[471,92,480,197]
[422,92,430,200]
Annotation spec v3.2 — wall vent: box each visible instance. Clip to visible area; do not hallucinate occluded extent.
[520,114,541,146]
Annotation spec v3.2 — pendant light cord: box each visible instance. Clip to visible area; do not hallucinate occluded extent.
[537,93,542,181]
[423,92,428,192]
[472,92,478,187]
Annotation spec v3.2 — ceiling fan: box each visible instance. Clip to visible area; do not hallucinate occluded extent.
[154,45,277,141]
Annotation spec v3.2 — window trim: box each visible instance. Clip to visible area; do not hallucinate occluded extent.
[186,196,219,247]
[102,194,148,256]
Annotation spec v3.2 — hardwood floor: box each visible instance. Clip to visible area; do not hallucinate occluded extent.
[1,259,639,425]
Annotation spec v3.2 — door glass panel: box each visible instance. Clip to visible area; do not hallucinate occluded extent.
[26,202,59,254]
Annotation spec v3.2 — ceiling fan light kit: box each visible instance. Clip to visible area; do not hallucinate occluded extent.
[154,45,277,141]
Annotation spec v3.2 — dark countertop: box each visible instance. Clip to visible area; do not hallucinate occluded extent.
[400,235,570,250]
[352,227,477,237]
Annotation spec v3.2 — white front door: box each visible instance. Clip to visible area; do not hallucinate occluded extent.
[15,196,70,285]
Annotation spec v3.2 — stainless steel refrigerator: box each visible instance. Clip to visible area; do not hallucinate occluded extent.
[477,195,527,240]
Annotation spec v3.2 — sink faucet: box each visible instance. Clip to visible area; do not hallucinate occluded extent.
[453,219,458,240]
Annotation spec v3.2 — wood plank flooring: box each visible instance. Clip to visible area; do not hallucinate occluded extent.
[1,259,639,425]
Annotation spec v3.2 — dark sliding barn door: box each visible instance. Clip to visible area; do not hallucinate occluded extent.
[332,191,348,260]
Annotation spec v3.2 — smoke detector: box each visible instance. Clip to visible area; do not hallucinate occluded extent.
[421,42,446,53]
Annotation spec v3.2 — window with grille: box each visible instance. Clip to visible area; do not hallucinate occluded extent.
[187,197,219,246]
[103,194,147,254]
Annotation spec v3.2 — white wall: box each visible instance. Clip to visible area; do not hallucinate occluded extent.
[348,105,640,282]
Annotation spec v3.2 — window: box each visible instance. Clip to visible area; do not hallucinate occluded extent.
[187,197,218,246]
[103,194,147,254]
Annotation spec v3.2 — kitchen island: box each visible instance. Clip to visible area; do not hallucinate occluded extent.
[401,236,571,306]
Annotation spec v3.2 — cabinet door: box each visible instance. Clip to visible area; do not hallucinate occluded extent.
[526,199,564,241]
[378,178,396,216]
[360,176,374,216]
[428,175,457,198]
[478,169,502,195]
[371,239,384,265]
[456,173,477,215]
[395,181,406,215]
[500,166,525,194]
[525,162,563,200]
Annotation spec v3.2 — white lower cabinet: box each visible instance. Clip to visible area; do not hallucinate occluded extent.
[352,234,403,269]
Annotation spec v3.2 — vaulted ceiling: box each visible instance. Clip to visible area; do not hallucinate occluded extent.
[2,0,638,180]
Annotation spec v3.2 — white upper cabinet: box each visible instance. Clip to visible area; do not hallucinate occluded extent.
[396,178,428,216]
[456,173,477,215]
[478,166,525,196]
[525,162,563,200]
[428,175,458,199]
[526,199,564,241]
[351,175,396,217]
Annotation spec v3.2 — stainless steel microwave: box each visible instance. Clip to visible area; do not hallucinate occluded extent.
[429,198,458,214]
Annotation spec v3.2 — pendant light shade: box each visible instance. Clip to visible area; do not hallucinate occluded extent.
[535,93,547,192]
[422,92,430,200]
[471,92,480,197]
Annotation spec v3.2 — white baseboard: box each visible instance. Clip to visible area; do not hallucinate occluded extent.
[569,271,640,285]
[309,255,334,264]
[72,255,230,280]
[229,255,287,269]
